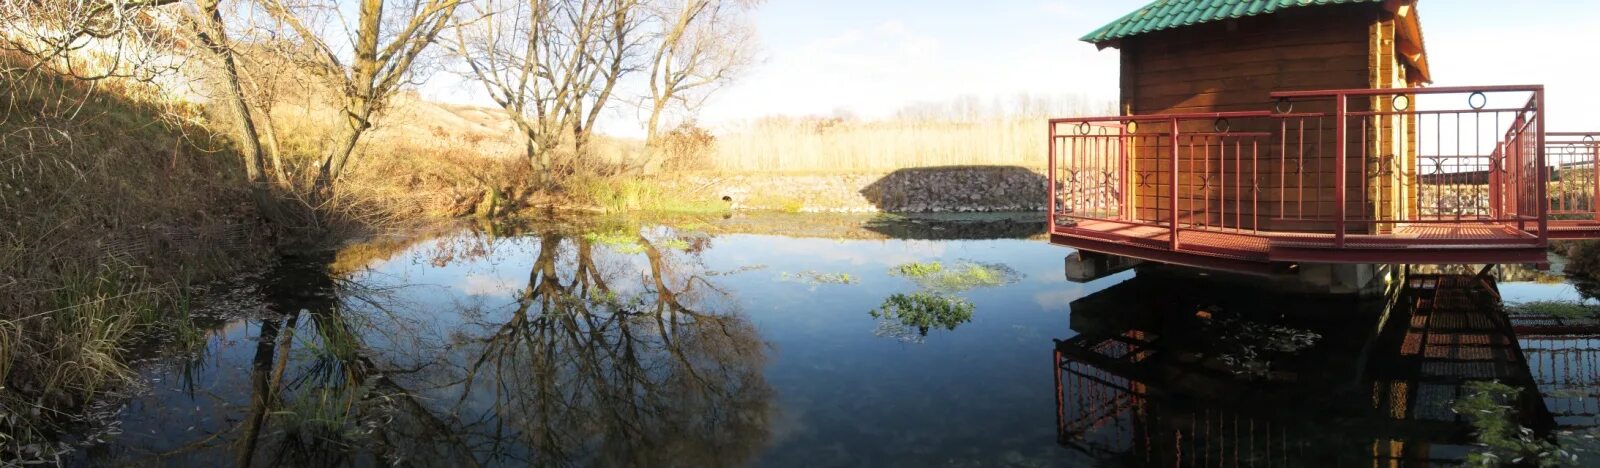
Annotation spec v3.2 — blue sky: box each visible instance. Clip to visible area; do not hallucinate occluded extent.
[423,1,1600,135]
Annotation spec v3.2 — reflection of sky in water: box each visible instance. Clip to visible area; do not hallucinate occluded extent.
[1501,280,1594,305]
[81,221,1592,466]
[341,231,1126,465]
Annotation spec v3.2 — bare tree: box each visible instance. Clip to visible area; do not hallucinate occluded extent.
[256,0,464,189]
[450,0,641,176]
[0,0,186,82]
[641,0,755,145]
[184,0,267,184]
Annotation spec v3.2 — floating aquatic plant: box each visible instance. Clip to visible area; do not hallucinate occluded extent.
[889,260,1019,292]
[582,231,645,254]
[778,270,858,286]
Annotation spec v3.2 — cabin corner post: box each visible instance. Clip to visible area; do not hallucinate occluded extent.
[1169,117,1181,250]
[1048,120,1057,232]
[1335,94,1348,248]
[1536,87,1548,243]
[1593,134,1600,222]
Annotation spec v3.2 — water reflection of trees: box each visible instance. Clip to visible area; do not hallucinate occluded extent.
[202,226,773,466]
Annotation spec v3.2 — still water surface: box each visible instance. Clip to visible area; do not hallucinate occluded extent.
[69,213,1600,466]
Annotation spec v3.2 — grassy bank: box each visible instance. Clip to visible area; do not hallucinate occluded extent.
[0,55,274,456]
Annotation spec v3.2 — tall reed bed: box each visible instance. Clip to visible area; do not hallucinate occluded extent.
[707,95,1113,173]
[711,118,1051,173]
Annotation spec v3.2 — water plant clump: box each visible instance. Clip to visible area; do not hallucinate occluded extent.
[889,260,1020,292]
[1451,380,1585,466]
[1506,300,1600,320]
[869,293,975,343]
[582,230,646,254]
[894,262,945,278]
[1200,312,1321,378]
[778,271,859,286]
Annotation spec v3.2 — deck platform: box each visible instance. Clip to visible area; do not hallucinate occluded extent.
[1051,219,1550,274]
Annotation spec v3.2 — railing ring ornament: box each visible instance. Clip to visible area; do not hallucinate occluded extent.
[1214,118,1231,133]
[1125,121,1138,135]
[1273,98,1293,114]
[1392,95,1410,112]
[1584,135,1596,145]
[1468,91,1487,110]
[1076,122,1090,135]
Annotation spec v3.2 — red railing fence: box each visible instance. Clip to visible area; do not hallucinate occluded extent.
[1049,86,1553,251]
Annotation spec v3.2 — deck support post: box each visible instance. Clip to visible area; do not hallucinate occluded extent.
[1472,264,1500,300]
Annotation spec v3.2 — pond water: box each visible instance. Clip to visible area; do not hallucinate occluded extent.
[66,213,1600,466]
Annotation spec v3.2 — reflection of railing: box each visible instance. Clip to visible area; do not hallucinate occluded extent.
[1047,86,1554,256]
[1512,311,1600,430]
[1052,332,1304,465]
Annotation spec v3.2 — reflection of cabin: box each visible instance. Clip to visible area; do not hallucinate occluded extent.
[1081,0,1428,232]
[1053,271,1554,465]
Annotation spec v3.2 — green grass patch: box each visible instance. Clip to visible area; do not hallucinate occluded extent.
[578,177,731,214]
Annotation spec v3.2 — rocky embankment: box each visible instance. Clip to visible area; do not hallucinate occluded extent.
[653,166,1049,213]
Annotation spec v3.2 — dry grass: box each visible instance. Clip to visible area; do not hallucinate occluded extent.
[711,118,1049,173]
[0,51,268,458]
[704,93,1113,174]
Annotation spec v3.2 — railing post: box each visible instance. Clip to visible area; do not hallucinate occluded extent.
[1536,88,1548,243]
[1335,95,1347,248]
[1170,118,1181,251]
[1490,144,1502,220]
[1048,121,1056,231]
[1120,124,1129,220]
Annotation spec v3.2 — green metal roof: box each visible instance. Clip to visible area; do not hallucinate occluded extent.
[1081,0,1384,44]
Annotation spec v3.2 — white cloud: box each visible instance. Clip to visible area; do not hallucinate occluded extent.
[459,274,520,297]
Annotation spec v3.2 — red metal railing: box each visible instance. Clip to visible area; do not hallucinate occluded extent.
[1048,86,1555,255]
[1546,132,1600,221]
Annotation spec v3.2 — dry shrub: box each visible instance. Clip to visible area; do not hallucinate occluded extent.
[658,123,717,171]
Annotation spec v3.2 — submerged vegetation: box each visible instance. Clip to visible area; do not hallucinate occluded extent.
[1452,381,1585,467]
[779,271,859,286]
[1506,300,1600,320]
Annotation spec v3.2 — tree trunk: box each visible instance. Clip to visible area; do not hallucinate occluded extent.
[313,119,365,193]
[198,0,265,185]
[259,108,289,185]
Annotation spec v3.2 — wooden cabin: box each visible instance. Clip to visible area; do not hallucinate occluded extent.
[1046,0,1600,288]
[1080,0,1430,234]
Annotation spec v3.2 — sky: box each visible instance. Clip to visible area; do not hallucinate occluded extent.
[421,0,1600,137]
